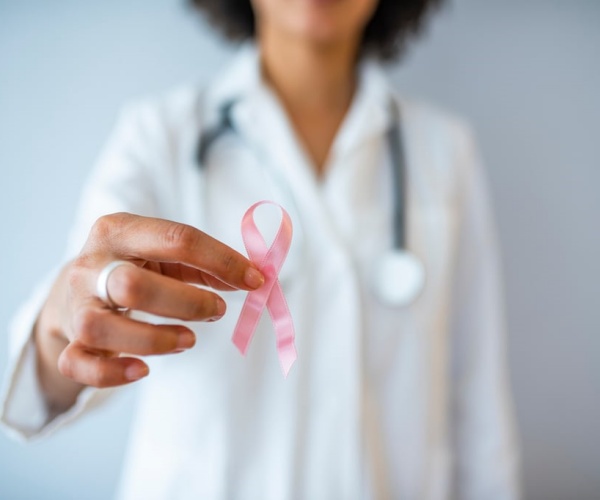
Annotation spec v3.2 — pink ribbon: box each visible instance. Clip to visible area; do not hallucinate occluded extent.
[232,201,297,377]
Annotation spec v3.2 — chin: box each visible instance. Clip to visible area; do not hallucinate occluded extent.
[255,0,375,48]
[287,9,354,45]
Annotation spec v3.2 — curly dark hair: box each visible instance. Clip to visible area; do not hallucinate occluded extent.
[188,0,446,61]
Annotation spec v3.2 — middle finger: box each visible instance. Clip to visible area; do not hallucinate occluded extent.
[107,263,227,320]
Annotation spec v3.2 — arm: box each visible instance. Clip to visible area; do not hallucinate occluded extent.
[1,102,264,438]
[34,214,264,412]
[449,127,521,499]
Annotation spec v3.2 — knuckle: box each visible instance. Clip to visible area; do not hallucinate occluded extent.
[154,327,179,353]
[220,252,236,274]
[109,266,143,306]
[57,350,74,379]
[191,294,218,319]
[162,223,198,252]
[178,307,197,322]
[91,361,112,388]
[177,291,215,321]
[66,260,87,291]
[72,307,102,345]
[89,212,129,243]
[90,214,113,241]
[138,330,176,355]
[160,333,179,353]
[181,298,207,321]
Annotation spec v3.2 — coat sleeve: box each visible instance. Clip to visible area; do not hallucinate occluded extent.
[0,101,164,441]
[449,125,521,499]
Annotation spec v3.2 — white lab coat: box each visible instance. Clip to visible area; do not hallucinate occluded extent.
[0,46,520,500]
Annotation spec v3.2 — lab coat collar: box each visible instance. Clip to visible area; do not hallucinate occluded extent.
[204,44,395,155]
[203,44,263,116]
[331,58,394,158]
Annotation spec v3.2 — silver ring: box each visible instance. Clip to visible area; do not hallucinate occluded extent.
[96,260,136,311]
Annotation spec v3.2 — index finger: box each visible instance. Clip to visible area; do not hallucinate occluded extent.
[87,213,264,290]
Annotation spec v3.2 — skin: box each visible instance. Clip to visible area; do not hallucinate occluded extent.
[35,214,265,412]
[35,0,379,413]
[252,0,379,173]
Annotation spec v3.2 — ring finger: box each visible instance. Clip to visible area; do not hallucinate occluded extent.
[72,305,197,356]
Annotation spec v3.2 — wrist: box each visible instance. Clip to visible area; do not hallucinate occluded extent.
[34,301,83,413]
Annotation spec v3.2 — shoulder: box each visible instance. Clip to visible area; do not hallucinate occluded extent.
[115,83,206,141]
[395,97,483,204]
[102,83,212,185]
[399,97,476,154]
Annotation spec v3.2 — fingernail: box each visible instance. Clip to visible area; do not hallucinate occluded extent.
[216,298,226,317]
[177,330,196,349]
[244,267,265,289]
[125,364,149,381]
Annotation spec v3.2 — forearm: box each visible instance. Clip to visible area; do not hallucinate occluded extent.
[34,265,85,414]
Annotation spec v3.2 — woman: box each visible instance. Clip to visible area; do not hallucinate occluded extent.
[1,0,520,498]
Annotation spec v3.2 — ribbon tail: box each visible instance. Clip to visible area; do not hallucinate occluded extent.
[267,280,297,377]
[232,285,272,355]
[277,342,298,379]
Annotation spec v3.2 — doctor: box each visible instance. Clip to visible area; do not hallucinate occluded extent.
[1,0,520,499]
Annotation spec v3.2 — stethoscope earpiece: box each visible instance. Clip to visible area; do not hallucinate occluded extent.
[374,250,425,307]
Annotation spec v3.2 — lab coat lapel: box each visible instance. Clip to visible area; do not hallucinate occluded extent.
[199,48,401,496]
[230,56,370,497]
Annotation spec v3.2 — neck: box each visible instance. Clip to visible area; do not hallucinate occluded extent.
[258,25,359,115]
[257,25,361,174]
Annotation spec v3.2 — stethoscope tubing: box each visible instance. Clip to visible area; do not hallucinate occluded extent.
[195,96,425,306]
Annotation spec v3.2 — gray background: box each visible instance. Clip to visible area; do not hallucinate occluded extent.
[1,0,599,498]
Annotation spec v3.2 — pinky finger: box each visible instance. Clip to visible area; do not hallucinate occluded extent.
[58,342,150,388]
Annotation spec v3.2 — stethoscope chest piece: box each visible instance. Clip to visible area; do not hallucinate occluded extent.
[374,250,425,307]
[198,96,427,307]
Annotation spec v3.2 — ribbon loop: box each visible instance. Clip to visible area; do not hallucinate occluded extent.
[232,201,298,377]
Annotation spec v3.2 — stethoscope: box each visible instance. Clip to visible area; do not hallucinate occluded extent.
[195,98,425,307]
